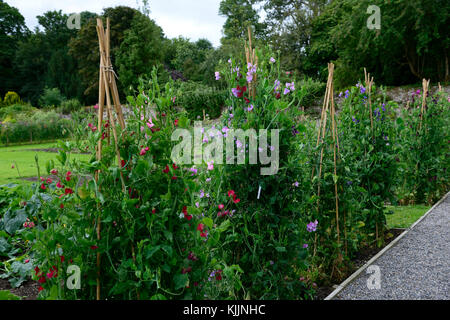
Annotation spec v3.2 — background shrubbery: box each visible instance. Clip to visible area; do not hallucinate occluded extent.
[175,81,227,120]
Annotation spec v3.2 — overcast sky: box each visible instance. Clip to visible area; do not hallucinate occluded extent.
[6,0,227,47]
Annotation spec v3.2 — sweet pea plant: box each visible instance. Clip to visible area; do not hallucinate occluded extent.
[28,69,239,300]
[337,83,399,249]
[207,50,318,299]
[397,90,450,204]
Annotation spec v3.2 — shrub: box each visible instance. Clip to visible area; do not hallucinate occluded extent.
[39,87,66,108]
[176,81,227,119]
[0,104,37,121]
[397,90,450,204]
[60,98,82,114]
[0,110,71,145]
[3,91,22,106]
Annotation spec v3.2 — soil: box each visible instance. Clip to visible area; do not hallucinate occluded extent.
[0,278,39,300]
[314,228,405,300]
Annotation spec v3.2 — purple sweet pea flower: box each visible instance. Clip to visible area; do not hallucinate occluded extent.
[307,220,318,232]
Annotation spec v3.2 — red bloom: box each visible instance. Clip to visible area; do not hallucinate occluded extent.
[34,266,40,275]
[60,204,64,209]
[227,190,235,197]
[50,169,58,175]
[171,176,177,180]
[152,208,156,214]
[182,206,192,220]
[174,119,179,126]
[275,92,281,100]
[40,184,46,190]
[218,204,224,210]
[121,160,126,168]
[244,97,250,104]
[215,270,222,281]
[38,286,44,292]
[90,245,98,250]
[172,163,179,169]
[181,266,192,274]
[64,188,73,195]
[38,276,46,284]
[163,165,170,174]
[235,85,247,98]
[60,256,65,263]
[197,223,205,232]
[233,196,240,204]
[56,181,64,188]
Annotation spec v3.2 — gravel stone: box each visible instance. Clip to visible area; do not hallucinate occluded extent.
[334,193,450,300]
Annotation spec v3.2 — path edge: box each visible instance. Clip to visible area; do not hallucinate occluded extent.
[324,191,450,300]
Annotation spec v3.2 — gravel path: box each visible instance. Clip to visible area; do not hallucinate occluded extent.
[333,193,450,300]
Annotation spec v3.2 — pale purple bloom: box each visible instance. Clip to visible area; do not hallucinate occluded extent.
[293,181,299,187]
[274,79,281,92]
[231,88,239,97]
[344,90,350,99]
[215,71,220,80]
[269,57,276,63]
[207,161,214,171]
[303,244,308,249]
[283,88,290,95]
[195,202,199,208]
[199,190,205,198]
[247,104,254,112]
[307,220,318,232]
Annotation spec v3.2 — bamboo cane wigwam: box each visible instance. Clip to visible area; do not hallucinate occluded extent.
[313,63,341,250]
[94,17,126,300]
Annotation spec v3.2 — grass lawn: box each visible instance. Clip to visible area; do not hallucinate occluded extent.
[386,205,431,229]
[0,142,89,185]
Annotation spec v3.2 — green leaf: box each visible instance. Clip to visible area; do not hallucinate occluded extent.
[275,246,286,252]
[0,290,21,300]
[173,273,188,290]
[202,217,213,229]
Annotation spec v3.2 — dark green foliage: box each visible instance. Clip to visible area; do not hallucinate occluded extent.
[39,87,66,108]
[176,82,227,119]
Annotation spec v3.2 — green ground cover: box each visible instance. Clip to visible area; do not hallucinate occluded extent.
[386,205,431,229]
[0,142,89,185]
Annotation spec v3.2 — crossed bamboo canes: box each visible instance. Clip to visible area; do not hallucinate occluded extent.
[312,63,342,256]
[94,17,126,300]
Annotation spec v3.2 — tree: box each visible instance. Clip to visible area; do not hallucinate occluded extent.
[219,0,266,40]
[116,13,165,94]
[0,0,29,97]
[313,0,450,87]
[262,0,330,76]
